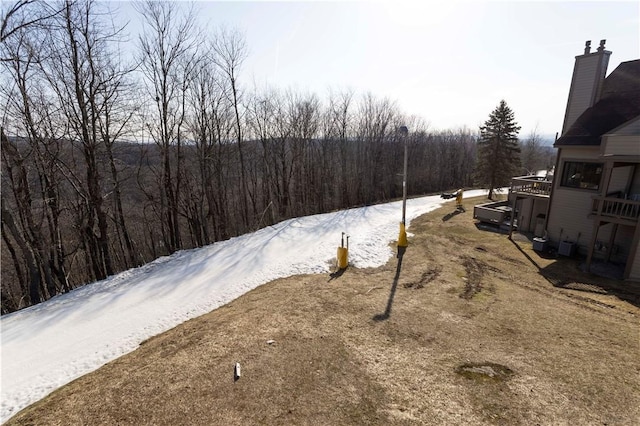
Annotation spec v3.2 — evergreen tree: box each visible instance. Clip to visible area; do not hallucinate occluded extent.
[475,100,521,199]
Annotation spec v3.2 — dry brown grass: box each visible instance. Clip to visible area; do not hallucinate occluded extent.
[7,196,640,425]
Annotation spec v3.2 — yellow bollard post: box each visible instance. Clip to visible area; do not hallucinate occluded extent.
[336,232,349,269]
[337,246,348,269]
[398,222,408,247]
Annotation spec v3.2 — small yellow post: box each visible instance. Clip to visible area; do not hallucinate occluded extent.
[398,222,408,247]
[337,246,348,269]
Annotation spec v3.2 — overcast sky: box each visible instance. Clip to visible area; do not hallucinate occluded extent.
[114,0,639,138]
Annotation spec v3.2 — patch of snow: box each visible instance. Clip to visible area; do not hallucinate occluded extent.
[0,190,487,423]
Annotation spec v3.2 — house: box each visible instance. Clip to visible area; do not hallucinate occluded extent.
[509,40,640,281]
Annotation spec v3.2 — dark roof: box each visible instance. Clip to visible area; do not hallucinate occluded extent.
[555,59,640,146]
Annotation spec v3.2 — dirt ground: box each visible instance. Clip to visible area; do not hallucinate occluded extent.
[6,196,640,425]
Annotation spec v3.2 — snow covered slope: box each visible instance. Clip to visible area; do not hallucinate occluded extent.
[0,190,487,423]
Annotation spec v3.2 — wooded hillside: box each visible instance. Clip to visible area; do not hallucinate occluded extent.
[0,0,552,313]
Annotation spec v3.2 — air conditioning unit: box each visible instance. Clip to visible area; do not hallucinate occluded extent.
[533,237,548,252]
[558,241,576,257]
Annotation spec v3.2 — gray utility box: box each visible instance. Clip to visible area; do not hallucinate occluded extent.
[533,238,548,252]
[558,241,576,257]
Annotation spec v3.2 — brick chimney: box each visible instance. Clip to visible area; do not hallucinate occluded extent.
[561,39,611,135]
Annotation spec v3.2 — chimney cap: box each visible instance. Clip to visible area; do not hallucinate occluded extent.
[597,39,606,52]
[584,40,591,54]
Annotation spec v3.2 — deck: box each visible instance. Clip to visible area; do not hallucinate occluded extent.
[591,196,640,225]
[510,176,552,198]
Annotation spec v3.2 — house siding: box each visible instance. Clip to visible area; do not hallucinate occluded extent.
[558,147,602,161]
[516,199,533,232]
[546,187,601,253]
[563,54,607,133]
[516,198,548,235]
[547,147,609,255]
[602,135,640,156]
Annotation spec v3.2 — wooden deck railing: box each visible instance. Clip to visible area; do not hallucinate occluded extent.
[592,196,640,222]
[510,176,552,196]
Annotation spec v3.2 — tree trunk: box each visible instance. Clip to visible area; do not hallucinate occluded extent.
[1,205,41,304]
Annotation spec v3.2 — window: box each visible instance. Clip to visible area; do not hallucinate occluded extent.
[560,161,603,190]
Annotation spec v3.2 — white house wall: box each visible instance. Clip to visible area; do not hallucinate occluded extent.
[547,187,604,254]
[602,135,640,156]
[516,199,533,232]
[516,198,549,235]
[557,146,601,161]
[547,147,610,254]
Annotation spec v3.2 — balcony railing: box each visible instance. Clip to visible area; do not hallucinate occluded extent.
[592,196,640,222]
[510,176,552,197]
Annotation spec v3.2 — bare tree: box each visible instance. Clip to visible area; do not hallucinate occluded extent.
[0,0,61,45]
[1,9,71,303]
[284,90,320,215]
[324,89,354,207]
[267,90,296,218]
[211,27,252,226]
[99,62,140,268]
[37,0,123,280]
[136,0,200,252]
[183,49,237,244]
[1,131,43,304]
[355,93,399,202]
[245,88,278,222]
[520,127,554,175]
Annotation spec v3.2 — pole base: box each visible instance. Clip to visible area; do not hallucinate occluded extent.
[398,222,408,247]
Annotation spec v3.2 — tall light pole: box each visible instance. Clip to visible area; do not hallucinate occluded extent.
[400,125,408,225]
[398,125,409,248]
